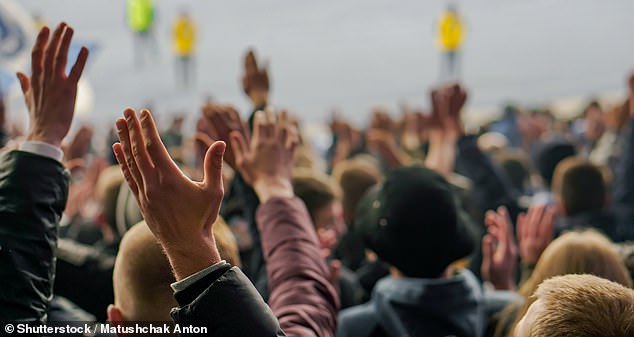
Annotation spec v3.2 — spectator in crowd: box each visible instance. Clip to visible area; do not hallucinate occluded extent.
[513,274,634,337]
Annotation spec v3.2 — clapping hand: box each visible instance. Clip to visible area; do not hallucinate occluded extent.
[113,108,226,280]
[517,205,555,266]
[242,49,270,108]
[230,109,299,202]
[481,206,518,290]
[201,102,250,170]
[17,23,89,147]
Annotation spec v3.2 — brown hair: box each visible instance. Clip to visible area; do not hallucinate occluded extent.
[292,169,340,225]
[552,157,606,216]
[331,157,383,224]
[496,230,632,337]
[526,274,634,337]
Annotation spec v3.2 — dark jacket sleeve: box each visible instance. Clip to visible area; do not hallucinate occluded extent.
[455,135,521,217]
[0,151,69,323]
[612,118,634,240]
[171,265,285,337]
[257,197,339,337]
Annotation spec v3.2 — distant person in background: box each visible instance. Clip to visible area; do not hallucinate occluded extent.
[437,3,465,81]
[172,10,196,88]
[127,0,156,67]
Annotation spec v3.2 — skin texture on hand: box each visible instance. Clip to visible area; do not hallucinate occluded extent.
[231,109,298,203]
[517,205,555,266]
[481,206,518,290]
[112,108,225,281]
[17,23,89,148]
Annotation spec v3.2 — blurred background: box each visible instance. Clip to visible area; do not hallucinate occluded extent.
[1,0,634,140]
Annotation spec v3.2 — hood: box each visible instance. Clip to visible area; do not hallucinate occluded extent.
[371,269,484,337]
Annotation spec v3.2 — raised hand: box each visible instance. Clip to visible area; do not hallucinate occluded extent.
[16,23,89,147]
[517,205,555,266]
[481,206,518,290]
[112,108,226,280]
[201,102,250,170]
[230,109,299,202]
[242,49,270,107]
[63,125,93,162]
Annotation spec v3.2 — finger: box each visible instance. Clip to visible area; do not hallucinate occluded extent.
[484,210,500,229]
[516,212,527,243]
[230,131,248,166]
[16,72,30,95]
[252,110,265,142]
[69,46,89,83]
[44,23,66,79]
[195,132,215,149]
[115,117,143,191]
[124,109,153,176]
[203,141,226,190]
[498,206,514,241]
[138,109,173,168]
[263,108,276,138]
[54,25,73,76]
[481,235,493,279]
[539,207,556,241]
[528,205,545,238]
[30,27,50,98]
[112,142,139,196]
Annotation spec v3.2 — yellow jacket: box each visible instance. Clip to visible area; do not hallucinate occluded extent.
[172,17,196,56]
[437,12,464,51]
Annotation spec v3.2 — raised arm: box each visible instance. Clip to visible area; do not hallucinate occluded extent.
[0,22,88,322]
[232,110,339,337]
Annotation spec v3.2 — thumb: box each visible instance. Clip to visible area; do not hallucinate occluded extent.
[16,72,30,95]
[203,141,226,190]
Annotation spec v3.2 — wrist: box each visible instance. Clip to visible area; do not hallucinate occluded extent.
[253,176,294,203]
[27,129,63,148]
[163,236,222,281]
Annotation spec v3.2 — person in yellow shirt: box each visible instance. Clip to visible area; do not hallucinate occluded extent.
[172,10,196,88]
[436,3,464,80]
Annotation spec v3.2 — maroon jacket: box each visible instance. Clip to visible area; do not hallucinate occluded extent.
[257,197,340,337]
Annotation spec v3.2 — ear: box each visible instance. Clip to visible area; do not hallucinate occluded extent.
[107,304,126,337]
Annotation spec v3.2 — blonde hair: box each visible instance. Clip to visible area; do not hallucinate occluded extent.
[496,230,632,337]
[113,217,241,321]
[526,274,634,337]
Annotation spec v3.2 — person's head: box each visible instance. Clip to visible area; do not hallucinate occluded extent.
[551,157,607,216]
[95,165,125,237]
[494,150,531,192]
[108,219,240,324]
[292,170,344,235]
[534,140,576,188]
[505,230,632,337]
[583,100,605,142]
[331,157,382,224]
[515,274,634,337]
[358,165,475,278]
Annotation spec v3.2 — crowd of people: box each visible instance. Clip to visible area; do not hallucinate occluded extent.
[1,22,634,337]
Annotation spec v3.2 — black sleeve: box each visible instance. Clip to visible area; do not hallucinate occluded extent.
[171,266,285,337]
[0,151,69,323]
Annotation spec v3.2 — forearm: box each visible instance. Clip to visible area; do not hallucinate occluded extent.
[0,150,69,322]
[257,197,339,337]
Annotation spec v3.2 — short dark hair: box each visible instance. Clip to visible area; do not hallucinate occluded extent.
[292,170,338,224]
[553,158,606,215]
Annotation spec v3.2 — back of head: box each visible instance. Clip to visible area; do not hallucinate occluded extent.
[292,169,340,224]
[95,165,125,234]
[113,222,176,321]
[552,157,606,216]
[525,274,634,337]
[507,230,632,337]
[534,140,576,188]
[332,157,382,224]
[113,218,240,321]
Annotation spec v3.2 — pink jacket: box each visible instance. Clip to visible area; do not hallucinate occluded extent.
[257,197,340,337]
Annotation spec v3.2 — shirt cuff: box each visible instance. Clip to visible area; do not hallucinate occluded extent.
[170,260,228,292]
[19,141,64,163]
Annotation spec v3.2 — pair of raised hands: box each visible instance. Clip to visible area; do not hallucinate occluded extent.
[481,204,556,290]
[113,105,298,280]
